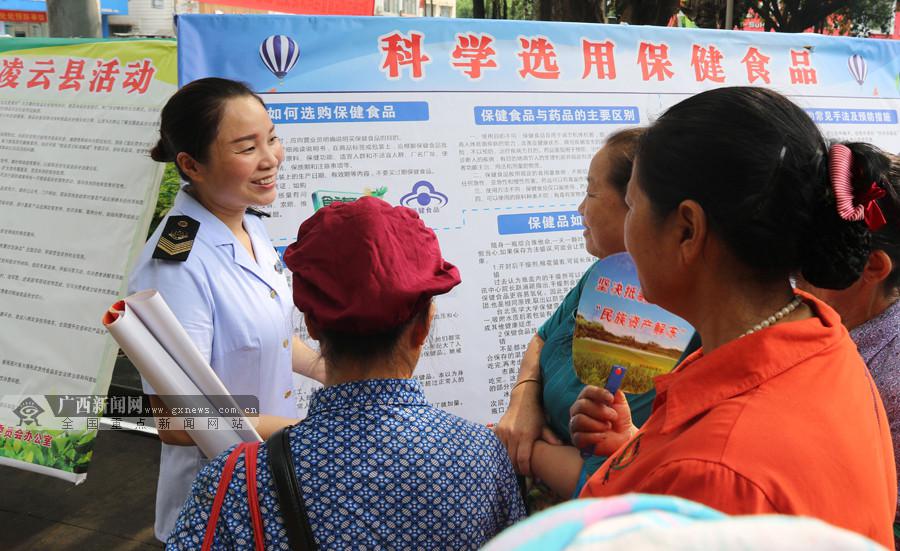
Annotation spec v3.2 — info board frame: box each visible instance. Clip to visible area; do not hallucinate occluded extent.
[178,15,900,425]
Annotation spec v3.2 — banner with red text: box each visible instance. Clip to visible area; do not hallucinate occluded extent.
[178,15,900,424]
[574,253,694,393]
[196,0,374,15]
[0,38,177,482]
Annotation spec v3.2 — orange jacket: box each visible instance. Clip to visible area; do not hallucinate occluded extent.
[581,292,897,549]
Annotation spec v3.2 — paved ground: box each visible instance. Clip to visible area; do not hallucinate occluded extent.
[0,358,164,551]
[0,428,163,550]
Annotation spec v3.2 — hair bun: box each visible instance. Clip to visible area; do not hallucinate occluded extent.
[799,194,870,290]
[149,138,173,163]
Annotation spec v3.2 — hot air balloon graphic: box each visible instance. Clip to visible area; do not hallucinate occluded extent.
[848,54,867,86]
[259,35,300,80]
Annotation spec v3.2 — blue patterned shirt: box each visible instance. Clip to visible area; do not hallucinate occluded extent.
[167,379,526,550]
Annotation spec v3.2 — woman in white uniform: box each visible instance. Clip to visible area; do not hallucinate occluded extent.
[128,77,322,542]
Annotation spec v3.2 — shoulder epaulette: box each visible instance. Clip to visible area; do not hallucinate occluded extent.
[246,207,271,218]
[152,215,200,262]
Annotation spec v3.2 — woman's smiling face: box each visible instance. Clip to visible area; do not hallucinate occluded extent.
[190,95,284,211]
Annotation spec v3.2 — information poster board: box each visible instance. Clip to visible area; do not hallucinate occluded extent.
[178,15,900,424]
[0,38,176,481]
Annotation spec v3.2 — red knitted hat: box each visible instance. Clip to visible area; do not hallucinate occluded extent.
[283,196,461,335]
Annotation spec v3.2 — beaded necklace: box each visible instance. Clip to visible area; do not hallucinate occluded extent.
[739,296,804,338]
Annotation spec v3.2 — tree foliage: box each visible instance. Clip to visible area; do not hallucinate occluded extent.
[457,0,473,18]
[150,163,181,237]
[460,0,680,24]
[683,0,896,35]
[460,0,897,37]
[615,0,681,25]
[458,0,535,20]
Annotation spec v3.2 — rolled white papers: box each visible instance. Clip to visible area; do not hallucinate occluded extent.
[102,290,261,458]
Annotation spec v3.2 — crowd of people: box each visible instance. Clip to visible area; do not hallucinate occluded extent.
[134,78,900,550]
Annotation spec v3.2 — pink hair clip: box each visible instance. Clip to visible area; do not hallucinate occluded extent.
[828,144,887,231]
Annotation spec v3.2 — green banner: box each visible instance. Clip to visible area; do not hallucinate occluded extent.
[0,38,176,482]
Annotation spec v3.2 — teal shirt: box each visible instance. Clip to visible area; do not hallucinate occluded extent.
[536,262,656,478]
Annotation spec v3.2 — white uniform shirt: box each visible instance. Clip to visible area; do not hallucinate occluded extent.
[128,188,298,541]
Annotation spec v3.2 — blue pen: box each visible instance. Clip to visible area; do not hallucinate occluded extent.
[579,365,628,459]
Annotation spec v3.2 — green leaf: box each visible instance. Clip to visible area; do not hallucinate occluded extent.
[150,163,181,237]
[77,432,96,447]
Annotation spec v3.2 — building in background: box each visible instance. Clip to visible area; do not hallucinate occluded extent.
[0,0,456,38]
[0,0,128,37]
[112,0,379,37]
[109,0,176,36]
[376,0,455,17]
[183,0,375,15]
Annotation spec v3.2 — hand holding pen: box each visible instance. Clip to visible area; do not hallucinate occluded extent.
[571,366,637,458]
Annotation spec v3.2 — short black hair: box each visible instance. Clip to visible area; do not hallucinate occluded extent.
[150,77,265,182]
[316,301,432,366]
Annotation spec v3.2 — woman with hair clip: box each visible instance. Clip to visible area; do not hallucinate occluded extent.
[129,77,323,542]
[567,87,896,548]
[799,143,900,547]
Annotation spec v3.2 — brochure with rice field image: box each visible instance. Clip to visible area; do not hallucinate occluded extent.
[573,253,694,393]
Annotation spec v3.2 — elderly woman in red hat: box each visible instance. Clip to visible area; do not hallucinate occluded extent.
[167,196,526,550]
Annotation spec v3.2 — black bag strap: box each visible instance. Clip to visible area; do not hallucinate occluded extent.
[267,427,318,551]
